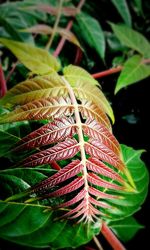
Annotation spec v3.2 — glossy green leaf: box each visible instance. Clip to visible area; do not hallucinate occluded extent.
[109,216,144,242]
[103,145,149,220]
[110,23,150,58]
[111,0,132,26]
[115,55,150,93]
[76,12,105,60]
[0,167,100,248]
[0,38,60,74]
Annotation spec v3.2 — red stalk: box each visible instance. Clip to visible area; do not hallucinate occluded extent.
[53,0,85,57]
[101,222,126,250]
[0,63,7,97]
[92,66,123,79]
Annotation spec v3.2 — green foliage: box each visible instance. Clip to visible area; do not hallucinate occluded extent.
[115,55,150,93]
[0,0,149,249]
[109,216,144,242]
[110,23,150,58]
[111,0,132,26]
[76,13,105,60]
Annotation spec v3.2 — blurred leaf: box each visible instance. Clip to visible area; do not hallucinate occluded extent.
[22,24,81,48]
[115,55,150,93]
[111,0,132,26]
[109,216,144,242]
[110,23,150,58]
[134,0,143,14]
[0,38,61,74]
[26,4,77,16]
[76,12,105,60]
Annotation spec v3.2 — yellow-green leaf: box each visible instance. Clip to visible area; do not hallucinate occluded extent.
[0,38,60,75]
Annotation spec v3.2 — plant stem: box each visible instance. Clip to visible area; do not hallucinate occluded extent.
[92,58,150,79]
[6,60,18,83]
[53,0,85,57]
[0,62,7,97]
[101,222,126,250]
[93,236,104,250]
[46,0,64,50]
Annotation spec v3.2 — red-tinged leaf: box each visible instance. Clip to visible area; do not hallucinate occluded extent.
[22,138,79,167]
[31,160,82,193]
[0,97,74,123]
[88,173,124,191]
[85,139,124,171]
[89,196,112,209]
[89,186,118,200]
[79,100,111,129]
[56,189,85,208]
[23,25,81,48]
[61,200,86,218]
[87,158,124,184]
[14,117,76,151]
[42,177,84,198]
[28,4,77,16]
[84,118,120,156]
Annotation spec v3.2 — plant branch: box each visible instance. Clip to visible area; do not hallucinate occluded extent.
[46,0,64,50]
[53,0,85,57]
[0,61,7,97]
[93,236,104,250]
[101,222,126,250]
[92,58,150,79]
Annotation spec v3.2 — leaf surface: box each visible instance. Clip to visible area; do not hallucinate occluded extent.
[111,0,132,26]
[110,23,150,58]
[0,38,60,74]
[76,13,105,60]
[115,55,150,93]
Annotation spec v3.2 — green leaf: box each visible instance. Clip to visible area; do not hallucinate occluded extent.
[110,23,150,58]
[104,145,149,220]
[0,38,61,74]
[134,0,143,14]
[111,0,132,26]
[0,167,100,248]
[76,12,105,60]
[109,216,144,242]
[115,55,150,93]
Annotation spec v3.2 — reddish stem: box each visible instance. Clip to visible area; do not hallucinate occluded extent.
[92,58,150,79]
[101,222,126,250]
[6,61,18,83]
[53,0,85,57]
[92,66,123,79]
[0,63,7,97]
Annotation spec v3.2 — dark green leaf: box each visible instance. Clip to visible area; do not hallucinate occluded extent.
[110,23,150,58]
[109,216,144,242]
[115,55,150,93]
[76,12,105,60]
[111,0,132,26]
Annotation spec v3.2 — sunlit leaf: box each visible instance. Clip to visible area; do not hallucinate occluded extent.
[110,23,150,58]
[115,55,150,93]
[76,12,105,60]
[0,38,60,74]
[111,0,132,26]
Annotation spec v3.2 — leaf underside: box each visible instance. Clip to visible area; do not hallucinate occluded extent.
[0,65,136,223]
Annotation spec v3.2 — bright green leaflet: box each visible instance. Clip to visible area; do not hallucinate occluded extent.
[76,12,105,60]
[110,23,150,58]
[0,38,61,75]
[115,55,150,93]
[111,0,132,26]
